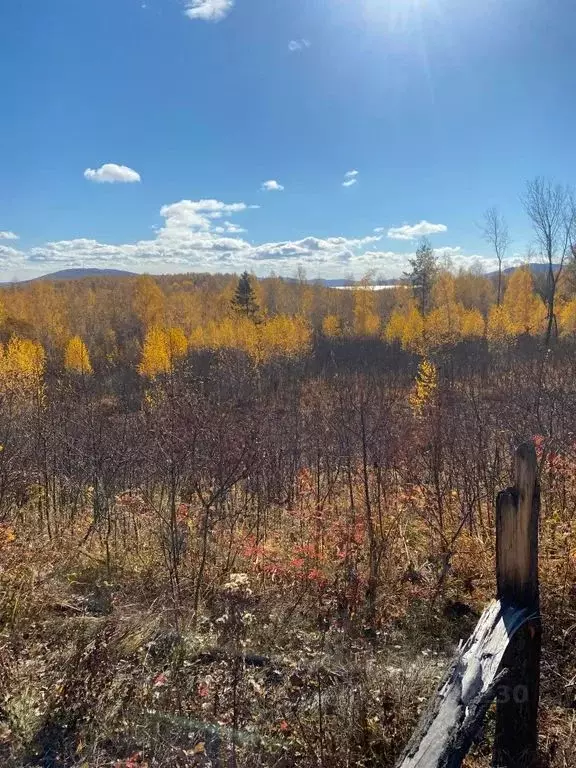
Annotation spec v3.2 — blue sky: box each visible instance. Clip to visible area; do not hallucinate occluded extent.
[1,0,574,280]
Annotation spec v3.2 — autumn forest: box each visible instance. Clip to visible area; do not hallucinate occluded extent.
[1,211,576,767]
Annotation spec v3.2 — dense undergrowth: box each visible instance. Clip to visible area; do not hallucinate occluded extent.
[0,340,575,766]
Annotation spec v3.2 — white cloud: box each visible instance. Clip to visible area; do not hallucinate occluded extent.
[84,163,141,184]
[27,199,253,269]
[0,231,19,240]
[342,169,359,187]
[7,197,497,280]
[159,199,249,232]
[261,179,284,192]
[250,234,381,263]
[0,244,25,269]
[386,220,448,240]
[288,39,311,52]
[185,0,233,21]
[434,246,461,258]
[223,221,246,234]
[18,199,385,276]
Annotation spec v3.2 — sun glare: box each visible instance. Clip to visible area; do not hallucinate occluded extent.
[358,0,460,34]
[363,0,432,27]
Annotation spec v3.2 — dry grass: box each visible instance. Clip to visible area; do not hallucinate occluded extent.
[0,487,575,767]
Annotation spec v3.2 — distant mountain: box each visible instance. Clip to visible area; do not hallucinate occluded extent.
[487,262,562,278]
[7,263,560,288]
[29,268,136,282]
[325,264,565,287]
[317,264,563,287]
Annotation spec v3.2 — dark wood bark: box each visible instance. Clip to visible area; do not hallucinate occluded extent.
[494,442,541,767]
[397,442,541,768]
[396,601,535,768]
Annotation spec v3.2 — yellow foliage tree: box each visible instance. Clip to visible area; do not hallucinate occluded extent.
[401,307,426,353]
[385,305,425,353]
[165,327,188,360]
[299,285,315,321]
[558,299,576,336]
[4,336,46,379]
[139,325,188,377]
[431,272,457,308]
[260,315,312,360]
[64,336,93,374]
[409,359,438,417]
[29,283,69,348]
[322,314,342,338]
[189,326,207,349]
[426,304,463,347]
[454,270,495,315]
[0,336,46,401]
[166,290,203,336]
[197,317,260,359]
[353,284,380,337]
[233,317,261,358]
[139,326,172,377]
[555,270,576,304]
[364,312,382,336]
[461,308,485,338]
[186,314,311,362]
[486,305,513,344]
[132,276,166,328]
[502,267,546,335]
[385,310,406,345]
[426,272,465,346]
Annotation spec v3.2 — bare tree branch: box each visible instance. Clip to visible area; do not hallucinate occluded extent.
[522,177,576,343]
[481,207,510,305]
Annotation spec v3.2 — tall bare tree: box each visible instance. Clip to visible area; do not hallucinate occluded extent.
[481,207,510,305]
[522,178,576,342]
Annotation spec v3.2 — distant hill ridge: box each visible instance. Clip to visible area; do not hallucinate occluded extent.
[486,262,562,278]
[13,263,563,286]
[29,268,136,282]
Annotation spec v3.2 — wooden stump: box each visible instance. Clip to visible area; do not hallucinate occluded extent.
[493,442,541,768]
[395,442,542,768]
[395,602,537,768]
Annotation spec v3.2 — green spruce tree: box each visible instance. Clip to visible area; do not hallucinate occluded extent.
[405,237,439,315]
[232,271,260,320]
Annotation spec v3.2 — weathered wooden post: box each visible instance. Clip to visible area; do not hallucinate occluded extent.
[395,441,542,768]
[493,442,541,767]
